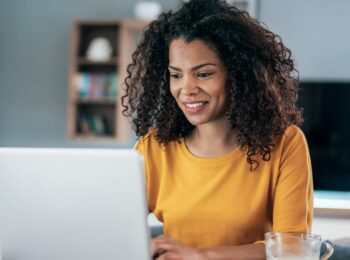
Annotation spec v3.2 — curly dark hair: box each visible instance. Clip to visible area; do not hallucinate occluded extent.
[122,0,303,170]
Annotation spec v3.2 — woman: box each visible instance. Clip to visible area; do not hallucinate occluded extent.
[122,0,313,259]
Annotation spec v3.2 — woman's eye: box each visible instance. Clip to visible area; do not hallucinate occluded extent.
[197,72,213,78]
[170,74,182,79]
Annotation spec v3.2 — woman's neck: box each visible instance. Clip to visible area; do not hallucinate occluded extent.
[185,121,238,158]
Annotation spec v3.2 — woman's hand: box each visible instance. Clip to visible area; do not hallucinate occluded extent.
[151,235,205,260]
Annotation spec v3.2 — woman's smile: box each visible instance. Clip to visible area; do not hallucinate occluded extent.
[182,101,209,114]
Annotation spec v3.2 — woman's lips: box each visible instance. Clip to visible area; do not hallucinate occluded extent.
[182,101,208,114]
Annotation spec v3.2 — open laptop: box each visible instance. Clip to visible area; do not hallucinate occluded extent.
[0,148,151,260]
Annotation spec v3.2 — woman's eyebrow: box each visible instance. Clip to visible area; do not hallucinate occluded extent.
[168,63,217,71]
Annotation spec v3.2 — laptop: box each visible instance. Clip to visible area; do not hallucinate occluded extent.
[0,148,151,260]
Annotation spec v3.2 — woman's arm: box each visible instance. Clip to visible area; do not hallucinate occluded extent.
[152,235,266,260]
[200,243,265,259]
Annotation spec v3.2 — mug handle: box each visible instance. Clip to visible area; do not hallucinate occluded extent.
[320,240,334,260]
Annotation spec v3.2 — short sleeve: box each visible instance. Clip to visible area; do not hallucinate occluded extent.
[272,127,313,233]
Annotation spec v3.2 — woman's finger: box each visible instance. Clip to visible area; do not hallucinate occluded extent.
[154,251,179,260]
[151,237,174,257]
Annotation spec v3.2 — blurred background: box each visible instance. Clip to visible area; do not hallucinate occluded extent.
[0,0,350,246]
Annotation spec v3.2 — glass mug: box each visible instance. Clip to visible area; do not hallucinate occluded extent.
[265,232,334,260]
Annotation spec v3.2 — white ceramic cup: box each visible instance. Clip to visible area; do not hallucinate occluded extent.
[265,232,334,260]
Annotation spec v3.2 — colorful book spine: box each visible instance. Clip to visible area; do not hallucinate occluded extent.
[76,73,118,99]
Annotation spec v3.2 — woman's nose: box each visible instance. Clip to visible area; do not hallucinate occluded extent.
[182,76,199,95]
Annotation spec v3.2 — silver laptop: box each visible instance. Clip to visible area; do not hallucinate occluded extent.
[0,148,150,260]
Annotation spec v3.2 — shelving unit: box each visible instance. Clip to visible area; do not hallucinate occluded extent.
[68,20,147,142]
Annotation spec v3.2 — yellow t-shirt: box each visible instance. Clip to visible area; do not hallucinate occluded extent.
[135,125,313,248]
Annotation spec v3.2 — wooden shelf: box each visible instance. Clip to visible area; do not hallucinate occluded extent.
[77,57,117,66]
[76,99,116,105]
[68,20,148,142]
[73,134,118,141]
[314,207,350,218]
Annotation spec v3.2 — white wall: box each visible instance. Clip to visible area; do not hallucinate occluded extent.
[259,0,350,81]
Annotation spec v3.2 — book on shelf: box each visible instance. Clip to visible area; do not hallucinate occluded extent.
[76,73,118,100]
[78,113,109,136]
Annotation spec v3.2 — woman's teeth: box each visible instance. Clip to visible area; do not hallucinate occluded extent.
[186,102,206,108]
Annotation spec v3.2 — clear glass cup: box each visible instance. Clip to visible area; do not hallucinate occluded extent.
[265,232,334,260]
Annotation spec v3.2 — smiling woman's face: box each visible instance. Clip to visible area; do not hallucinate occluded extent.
[168,37,229,127]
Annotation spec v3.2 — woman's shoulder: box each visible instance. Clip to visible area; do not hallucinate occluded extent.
[282,124,307,143]
[283,125,304,138]
[134,129,180,154]
[275,124,309,155]
[134,129,158,150]
[138,129,157,141]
